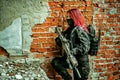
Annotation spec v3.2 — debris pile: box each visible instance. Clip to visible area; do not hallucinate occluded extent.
[0,56,49,80]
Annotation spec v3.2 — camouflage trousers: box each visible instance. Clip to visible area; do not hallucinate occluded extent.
[51,56,90,80]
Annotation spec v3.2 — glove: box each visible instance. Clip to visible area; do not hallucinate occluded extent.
[62,38,68,42]
[55,37,62,47]
[71,48,77,55]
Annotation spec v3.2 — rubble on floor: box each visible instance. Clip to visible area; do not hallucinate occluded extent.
[0,55,49,80]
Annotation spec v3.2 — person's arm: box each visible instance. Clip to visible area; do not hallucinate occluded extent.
[55,27,71,47]
[72,27,90,56]
[55,37,62,47]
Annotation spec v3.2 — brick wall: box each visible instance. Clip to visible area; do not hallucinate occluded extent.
[30,0,93,79]
[31,0,120,80]
[30,0,120,80]
[31,0,92,57]
[0,0,120,80]
[92,0,120,80]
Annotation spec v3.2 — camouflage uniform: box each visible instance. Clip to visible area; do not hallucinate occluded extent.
[51,26,90,80]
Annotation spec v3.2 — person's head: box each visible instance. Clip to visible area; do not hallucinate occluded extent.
[67,9,88,32]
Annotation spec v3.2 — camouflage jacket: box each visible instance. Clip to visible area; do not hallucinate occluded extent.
[56,26,90,61]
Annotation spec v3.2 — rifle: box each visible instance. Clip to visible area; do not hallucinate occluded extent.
[55,27,81,78]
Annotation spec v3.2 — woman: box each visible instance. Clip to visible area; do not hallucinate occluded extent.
[51,9,90,80]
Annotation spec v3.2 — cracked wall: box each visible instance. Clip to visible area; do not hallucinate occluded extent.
[0,0,50,55]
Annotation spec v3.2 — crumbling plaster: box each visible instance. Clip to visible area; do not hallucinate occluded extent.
[0,0,50,55]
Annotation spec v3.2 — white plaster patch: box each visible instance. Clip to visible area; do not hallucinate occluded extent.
[0,18,22,54]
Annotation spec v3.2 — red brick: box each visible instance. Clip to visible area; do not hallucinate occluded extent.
[45,18,54,23]
[113,28,120,32]
[63,1,74,5]
[109,0,114,3]
[107,67,117,72]
[47,38,55,43]
[50,7,62,11]
[94,19,103,22]
[47,33,57,37]
[39,33,48,37]
[106,59,113,63]
[95,68,104,72]
[102,55,114,58]
[118,8,120,13]
[37,28,45,32]
[48,2,57,7]
[107,23,119,27]
[105,0,109,3]
[30,44,41,49]
[86,6,92,11]
[94,60,106,63]
[115,54,120,57]
[113,45,120,49]
[95,56,101,59]
[103,37,111,41]
[63,6,71,11]
[108,3,117,8]
[32,39,39,44]
[108,76,115,80]
[78,6,86,10]
[38,38,47,43]
[86,1,92,5]
[30,48,37,52]
[39,23,51,27]
[108,14,119,18]
[100,73,107,76]
[32,28,37,32]
[35,53,44,58]
[106,41,114,45]
[31,33,40,38]
[73,1,81,5]
[99,9,105,12]
[42,43,56,48]
[100,45,109,49]
[51,12,58,17]
[117,18,120,22]
[115,37,120,40]
[38,48,47,53]
[116,32,120,35]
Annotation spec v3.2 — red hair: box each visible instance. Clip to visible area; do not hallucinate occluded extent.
[67,9,89,32]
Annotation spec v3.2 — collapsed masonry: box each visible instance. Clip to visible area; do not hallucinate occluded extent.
[0,56,49,80]
[0,0,50,79]
[0,0,50,55]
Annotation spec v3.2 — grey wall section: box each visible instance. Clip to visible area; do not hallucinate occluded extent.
[0,18,22,54]
[0,0,49,31]
[0,0,49,55]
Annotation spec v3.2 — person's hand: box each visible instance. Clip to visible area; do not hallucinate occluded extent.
[62,38,68,42]
[71,48,76,55]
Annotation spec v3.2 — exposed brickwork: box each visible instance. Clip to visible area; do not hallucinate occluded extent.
[15,0,120,80]
[0,0,120,80]
[30,0,93,79]
[93,0,120,80]
[31,0,92,56]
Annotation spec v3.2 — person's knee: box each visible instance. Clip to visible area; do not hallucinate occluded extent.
[51,57,59,67]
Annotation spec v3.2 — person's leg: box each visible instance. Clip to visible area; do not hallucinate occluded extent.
[51,57,72,80]
[73,61,90,80]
